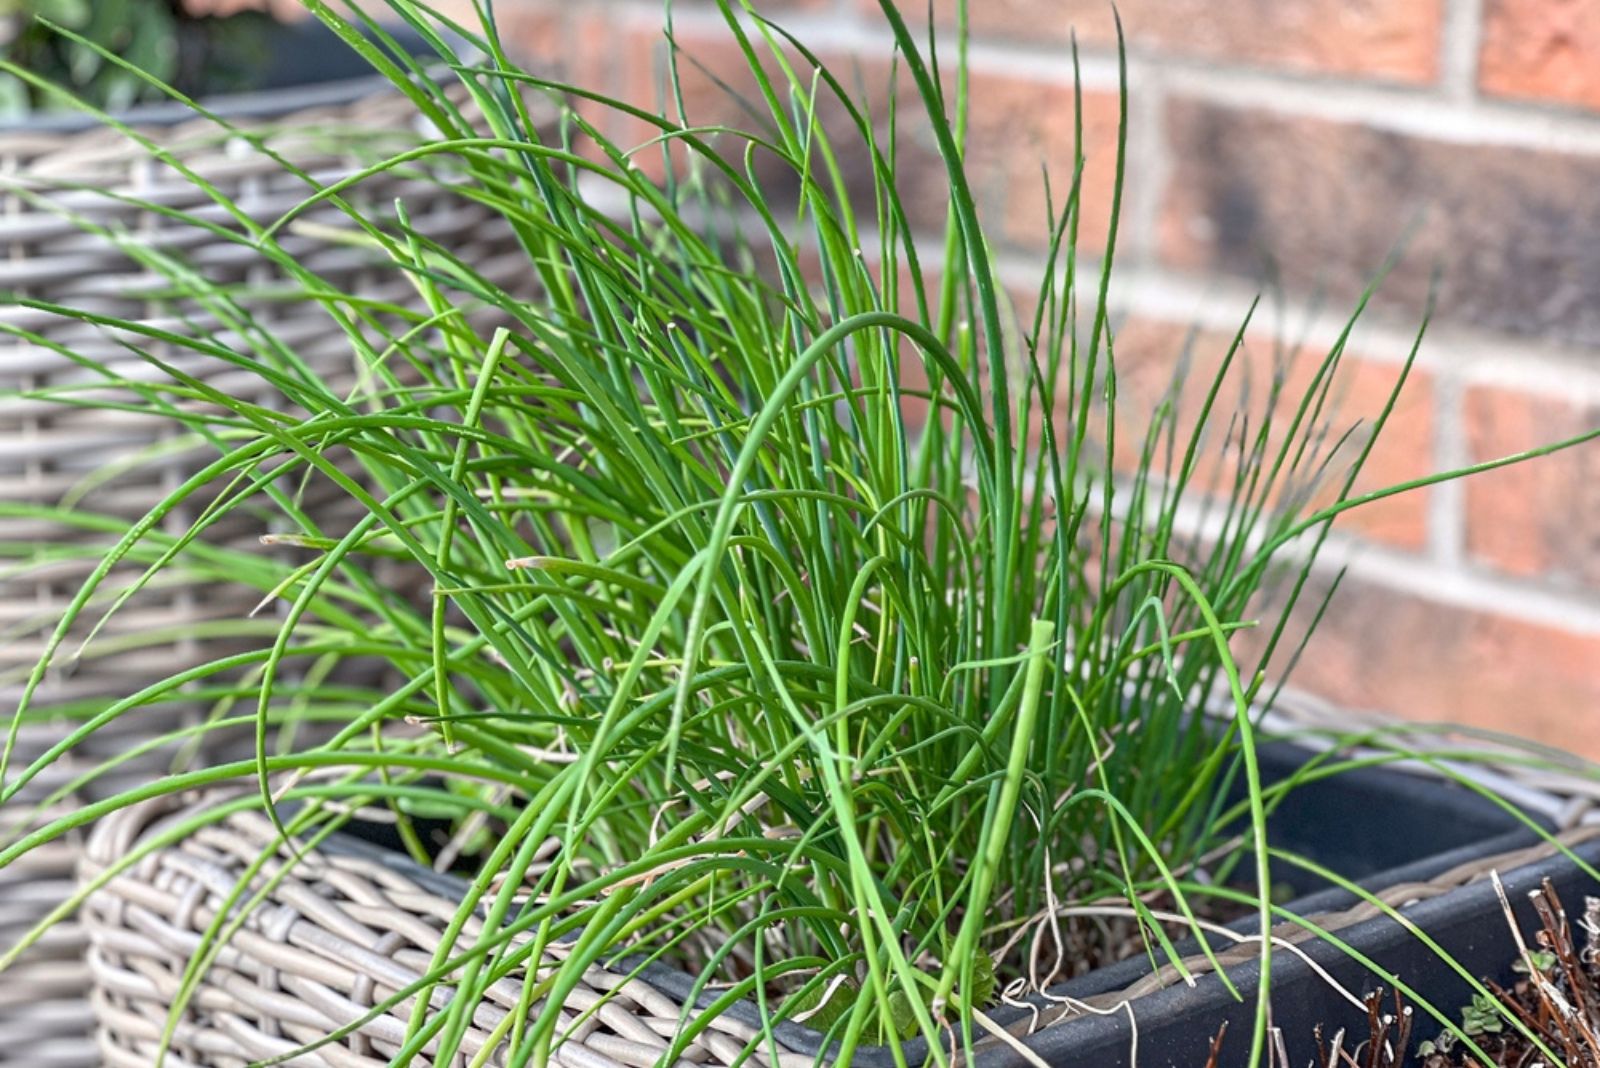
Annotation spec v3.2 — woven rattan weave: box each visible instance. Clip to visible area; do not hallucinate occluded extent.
[81,792,819,1068]
[1,75,526,1064]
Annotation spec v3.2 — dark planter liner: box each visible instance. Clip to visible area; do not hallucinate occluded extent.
[308,743,1587,1068]
[1053,827,1600,1068]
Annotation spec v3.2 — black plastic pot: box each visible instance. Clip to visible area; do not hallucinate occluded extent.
[323,742,1591,1068]
[1101,826,1600,1068]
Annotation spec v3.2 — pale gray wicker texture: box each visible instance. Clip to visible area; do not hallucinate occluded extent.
[75,786,1600,1068]
[80,792,816,1068]
[2,729,93,1068]
[0,84,525,716]
[1260,692,1600,830]
[0,83,527,1064]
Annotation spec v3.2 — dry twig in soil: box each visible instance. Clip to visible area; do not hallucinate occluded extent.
[1419,878,1599,1067]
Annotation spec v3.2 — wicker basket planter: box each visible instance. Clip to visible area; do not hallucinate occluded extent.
[0,20,526,1063]
[75,727,1600,1068]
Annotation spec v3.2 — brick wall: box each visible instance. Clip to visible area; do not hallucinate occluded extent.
[475,0,1600,757]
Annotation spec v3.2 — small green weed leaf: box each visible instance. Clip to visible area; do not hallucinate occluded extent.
[1513,949,1557,974]
[1462,992,1504,1036]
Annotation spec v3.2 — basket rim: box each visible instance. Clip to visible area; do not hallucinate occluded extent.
[0,19,442,137]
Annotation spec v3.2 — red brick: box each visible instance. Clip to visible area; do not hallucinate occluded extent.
[865,0,1443,83]
[1246,572,1600,761]
[464,9,629,169]
[1464,386,1600,587]
[1159,99,1600,347]
[608,22,1122,251]
[1108,319,1434,551]
[960,71,1124,251]
[677,0,834,7]
[1479,0,1600,110]
[183,0,306,15]
[609,28,874,200]
[494,6,573,74]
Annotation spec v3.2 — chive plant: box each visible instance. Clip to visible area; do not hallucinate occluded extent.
[2,1,1597,1066]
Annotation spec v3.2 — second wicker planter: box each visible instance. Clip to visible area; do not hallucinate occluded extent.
[0,20,529,1064]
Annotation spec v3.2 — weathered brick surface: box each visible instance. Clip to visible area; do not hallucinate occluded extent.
[499,5,597,83]
[606,21,1124,251]
[960,70,1124,251]
[681,0,833,7]
[1480,0,1600,110]
[1247,572,1600,761]
[1160,99,1600,347]
[183,0,305,15]
[1465,386,1600,586]
[1109,319,1434,550]
[560,11,964,182]
[905,0,1444,84]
